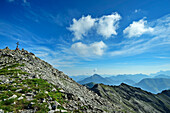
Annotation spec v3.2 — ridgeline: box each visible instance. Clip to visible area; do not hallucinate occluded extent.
[0,47,170,113]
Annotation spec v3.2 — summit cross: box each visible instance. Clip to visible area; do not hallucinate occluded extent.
[16,42,20,50]
[16,42,19,48]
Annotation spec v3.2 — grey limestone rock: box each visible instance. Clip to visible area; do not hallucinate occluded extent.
[0,48,126,113]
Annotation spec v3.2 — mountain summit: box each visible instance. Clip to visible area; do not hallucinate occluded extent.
[0,47,170,113]
[92,74,101,77]
[78,74,112,85]
[0,48,121,112]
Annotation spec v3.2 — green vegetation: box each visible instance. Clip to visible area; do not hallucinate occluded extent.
[0,78,67,112]
[0,62,67,113]
[0,63,28,75]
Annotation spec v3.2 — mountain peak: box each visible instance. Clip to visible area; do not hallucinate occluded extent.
[92,74,101,77]
[0,48,119,112]
[78,74,112,85]
[1,48,170,112]
[120,83,128,86]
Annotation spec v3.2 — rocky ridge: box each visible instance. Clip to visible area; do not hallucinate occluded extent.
[91,83,170,113]
[0,48,126,113]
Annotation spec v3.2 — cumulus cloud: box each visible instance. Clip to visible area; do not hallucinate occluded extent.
[111,14,170,57]
[96,12,121,38]
[68,15,96,41]
[123,18,154,38]
[68,13,121,41]
[71,41,107,57]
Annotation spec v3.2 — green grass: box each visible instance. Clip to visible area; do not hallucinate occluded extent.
[0,91,13,100]
[0,63,28,75]
[49,91,65,104]
[0,63,68,112]
[0,78,66,112]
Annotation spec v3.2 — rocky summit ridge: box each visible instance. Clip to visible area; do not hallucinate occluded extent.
[0,47,170,113]
[0,48,125,113]
[91,83,170,113]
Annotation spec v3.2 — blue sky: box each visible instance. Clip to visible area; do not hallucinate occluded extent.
[0,0,170,76]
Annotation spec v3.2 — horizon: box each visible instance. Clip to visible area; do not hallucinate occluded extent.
[69,70,170,77]
[0,0,170,76]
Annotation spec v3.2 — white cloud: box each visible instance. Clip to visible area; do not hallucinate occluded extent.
[71,41,107,57]
[96,12,121,38]
[68,12,121,41]
[151,15,170,38]
[123,18,154,38]
[111,14,170,57]
[68,15,96,41]
[110,37,154,56]
[29,46,78,68]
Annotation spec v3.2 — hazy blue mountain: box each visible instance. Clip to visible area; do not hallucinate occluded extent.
[104,78,136,85]
[122,79,136,85]
[79,74,149,85]
[150,70,170,76]
[134,78,170,93]
[78,74,112,85]
[106,74,149,83]
[69,75,90,82]
[154,74,170,79]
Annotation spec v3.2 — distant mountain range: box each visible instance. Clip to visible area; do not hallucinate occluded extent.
[134,78,170,93]
[70,75,90,82]
[106,74,149,85]
[150,70,170,76]
[154,74,170,79]
[71,71,170,83]
[78,73,149,85]
[77,73,170,93]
